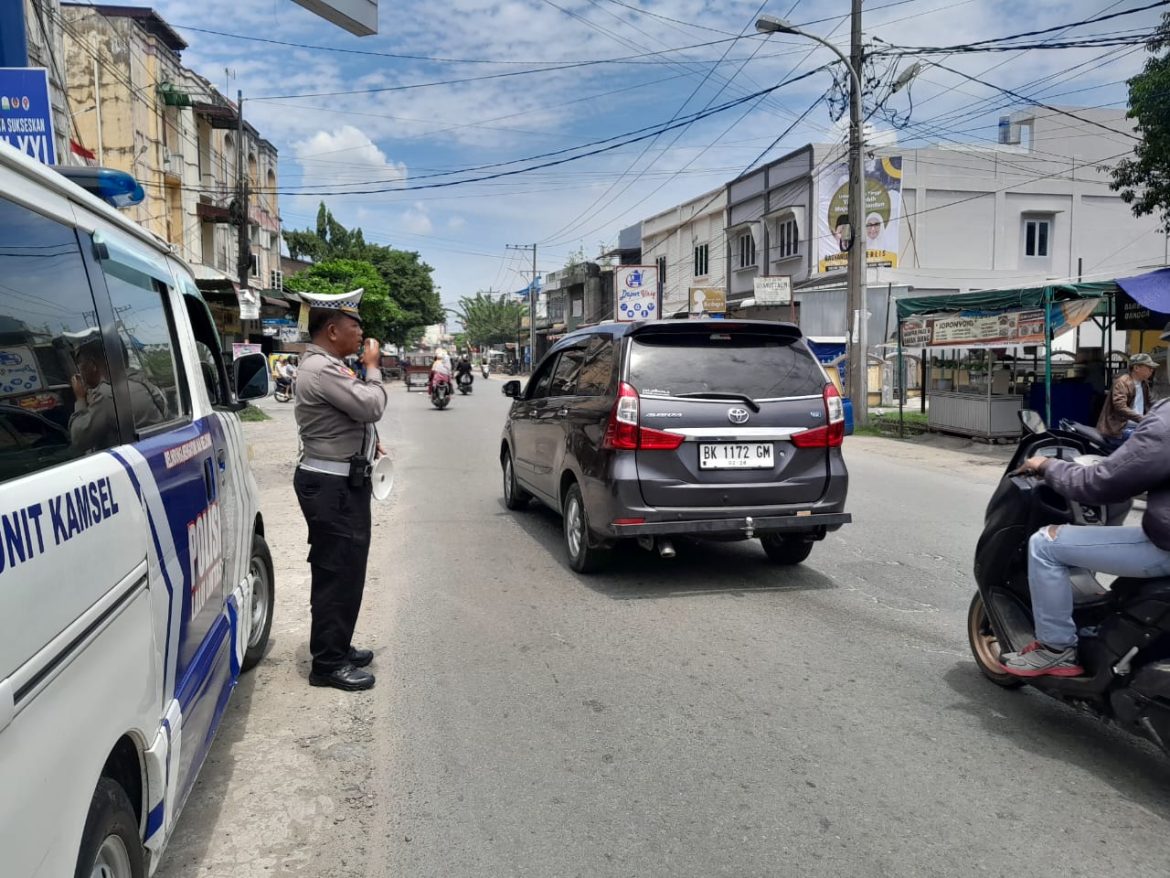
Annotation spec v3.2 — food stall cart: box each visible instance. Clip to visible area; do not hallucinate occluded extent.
[895,282,1113,440]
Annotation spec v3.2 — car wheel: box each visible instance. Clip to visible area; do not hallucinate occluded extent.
[967,591,1024,689]
[74,778,145,878]
[759,534,814,565]
[242,534,274,672]
[563,482,608,574]
[502,451,531,510]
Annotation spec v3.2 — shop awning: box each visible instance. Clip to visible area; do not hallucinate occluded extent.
[896,281,1115,319]
[1117,268,1170,315]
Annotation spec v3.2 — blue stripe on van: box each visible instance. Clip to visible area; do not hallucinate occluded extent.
[145,801,165,838]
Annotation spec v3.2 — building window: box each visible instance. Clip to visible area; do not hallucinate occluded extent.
[776,219,798,259]
[269,269,283,291]
[737,230,757,269]
[693,243,709,278]
[1024,218,1050,258]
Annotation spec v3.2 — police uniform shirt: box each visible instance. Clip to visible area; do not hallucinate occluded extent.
[295,343,388,463]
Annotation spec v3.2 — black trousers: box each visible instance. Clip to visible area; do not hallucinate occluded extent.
[293,468,372,672]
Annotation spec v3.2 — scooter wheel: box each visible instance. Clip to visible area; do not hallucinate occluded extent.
[967,592,1024,689]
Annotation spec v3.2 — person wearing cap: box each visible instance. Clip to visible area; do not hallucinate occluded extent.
[69,333,167,453]
[294,289,387,692]
[1096,352,1157,449]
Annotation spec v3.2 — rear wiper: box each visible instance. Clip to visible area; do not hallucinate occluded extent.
[676,392,760,413]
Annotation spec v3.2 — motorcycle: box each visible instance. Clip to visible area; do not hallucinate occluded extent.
[457,372,474,395]
[481,363,490,379]
[969,409,1170,752]
[274,377,294,403]
[430,373,453,409]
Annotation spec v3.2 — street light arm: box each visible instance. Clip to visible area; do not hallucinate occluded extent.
[755,18,862,96]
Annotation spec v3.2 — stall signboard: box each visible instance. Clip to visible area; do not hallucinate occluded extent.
[816,156,902,273]
[901,299,1098,347]
[753,276,791,305]
[1115,290,1166,331]
[615,266,659,322]
[0,68,56,165]
[232,342,263,360]
[688,286,726,316]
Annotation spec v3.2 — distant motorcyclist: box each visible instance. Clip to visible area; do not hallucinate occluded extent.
[455,354,473,383]
[1005,380,1170,679]
[428,348,452,393]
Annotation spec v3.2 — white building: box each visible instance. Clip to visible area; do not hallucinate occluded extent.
[640,186,728,317]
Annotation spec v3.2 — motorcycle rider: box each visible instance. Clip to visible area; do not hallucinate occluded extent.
[1006,366,1170,678]
[455,354,473,387]
[428,348,452,394]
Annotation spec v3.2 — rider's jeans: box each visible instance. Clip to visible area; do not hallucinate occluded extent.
[1029,524,1170,649]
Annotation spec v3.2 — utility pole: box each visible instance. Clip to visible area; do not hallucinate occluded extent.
[507,243,537,371]
[846,0,868,426]
[236,89,251,291]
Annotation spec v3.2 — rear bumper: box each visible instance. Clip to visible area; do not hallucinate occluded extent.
[606,511,851,538]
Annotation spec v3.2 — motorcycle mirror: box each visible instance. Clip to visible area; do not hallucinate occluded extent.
[1019,409,1046,435]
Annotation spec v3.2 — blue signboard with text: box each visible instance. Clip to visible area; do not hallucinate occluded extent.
[0,67,56,165]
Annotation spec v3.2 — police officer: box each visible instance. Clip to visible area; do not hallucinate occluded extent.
[294,289,387,691]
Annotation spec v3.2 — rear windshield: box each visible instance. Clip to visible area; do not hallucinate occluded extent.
[627,332,826,399]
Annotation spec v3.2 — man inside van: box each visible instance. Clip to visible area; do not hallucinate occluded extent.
[69,336,167,452]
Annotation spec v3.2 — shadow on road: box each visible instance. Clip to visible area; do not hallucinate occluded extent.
[941,664,1170,815]
[505,499,840,600]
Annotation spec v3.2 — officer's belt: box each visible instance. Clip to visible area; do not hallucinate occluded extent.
[299,456,351,477]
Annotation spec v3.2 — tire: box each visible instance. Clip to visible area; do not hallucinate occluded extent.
[242,533,274,672]
[563,482,608,574]
[74,778,145,878]
[759,534,814,565]
[967,591,1024,689]
[502,450,531,510]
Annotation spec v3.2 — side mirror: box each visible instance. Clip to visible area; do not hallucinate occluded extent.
[502,380,522,398]
[233,352,270,401]
[1019,409,1046,435]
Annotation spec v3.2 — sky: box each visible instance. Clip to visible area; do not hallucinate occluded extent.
[144,0,1166,313]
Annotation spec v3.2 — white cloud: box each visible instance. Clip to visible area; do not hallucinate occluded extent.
[401,202,434,235]
[291,125,407,190]
[448,216,466,230]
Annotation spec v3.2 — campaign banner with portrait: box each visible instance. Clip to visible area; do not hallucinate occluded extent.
[816,156,902,273]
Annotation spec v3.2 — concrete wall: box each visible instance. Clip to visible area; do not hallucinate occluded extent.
[641,187,727,316]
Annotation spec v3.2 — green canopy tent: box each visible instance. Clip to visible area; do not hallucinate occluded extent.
[894,281,1116,433]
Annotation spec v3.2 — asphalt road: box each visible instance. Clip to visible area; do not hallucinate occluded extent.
[158,378,1170,878]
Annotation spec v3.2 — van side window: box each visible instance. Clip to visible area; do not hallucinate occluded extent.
[101,262,187,432]
[527,356,558,400]
[576,337,615,397]
[0,197,118,482]
[549,348,585,397]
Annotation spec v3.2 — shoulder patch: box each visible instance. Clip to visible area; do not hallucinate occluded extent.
[336,364,357,378]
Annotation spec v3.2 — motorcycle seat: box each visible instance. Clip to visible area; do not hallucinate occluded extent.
[1062,419,1107,447]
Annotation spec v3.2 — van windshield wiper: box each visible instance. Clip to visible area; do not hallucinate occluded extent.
[676,392,760,413]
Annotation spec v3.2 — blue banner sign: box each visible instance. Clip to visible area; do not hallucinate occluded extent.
[0,67,56,165]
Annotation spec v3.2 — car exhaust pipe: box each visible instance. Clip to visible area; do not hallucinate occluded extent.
[658,539,676,559]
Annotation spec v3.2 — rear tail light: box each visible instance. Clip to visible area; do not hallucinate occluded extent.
[790,383,846,448]
[603,382,685,451]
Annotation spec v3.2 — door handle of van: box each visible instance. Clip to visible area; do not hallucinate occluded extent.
[202,458,216,502]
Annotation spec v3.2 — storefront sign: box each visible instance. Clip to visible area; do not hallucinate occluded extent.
[753,276,791,305]
[900,300,1098,347]
[688,286,726,315]
[615,266,659,322]
[0,68,56,165]
[232,343,263,360]
[1115,290,1166,331]
[816,156,902,273]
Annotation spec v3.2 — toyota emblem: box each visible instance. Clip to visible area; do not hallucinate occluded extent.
[727,407,750,425]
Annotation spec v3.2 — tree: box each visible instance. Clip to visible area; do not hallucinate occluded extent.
[283,203,445,346]
[283,259,405,344]
[1111,13,1170,232]
[456,292,524,347]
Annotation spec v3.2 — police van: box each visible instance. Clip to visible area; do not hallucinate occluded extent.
[0,142,274,876]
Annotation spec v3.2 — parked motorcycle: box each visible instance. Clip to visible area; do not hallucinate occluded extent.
[457,372,474,395]
[968,409,1170,752]
[430,373,453,409]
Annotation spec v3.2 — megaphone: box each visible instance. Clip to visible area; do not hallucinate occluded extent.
[371,456,394,501]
